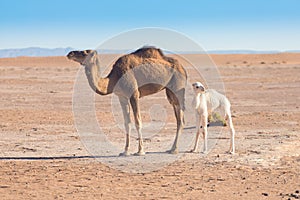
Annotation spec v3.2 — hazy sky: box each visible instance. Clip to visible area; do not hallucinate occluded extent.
[0,0,299,50]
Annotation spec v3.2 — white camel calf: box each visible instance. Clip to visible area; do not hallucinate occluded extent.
[191,82,235,154]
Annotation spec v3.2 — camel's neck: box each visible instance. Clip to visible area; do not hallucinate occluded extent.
[194,92,206,109]
[84,62,114,95]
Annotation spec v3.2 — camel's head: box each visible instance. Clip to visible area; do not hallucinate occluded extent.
[192,82,206,94]
[67,50,98,66]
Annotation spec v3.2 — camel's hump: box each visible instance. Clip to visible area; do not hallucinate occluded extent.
[131,47,164,59]
[110,47,187,79]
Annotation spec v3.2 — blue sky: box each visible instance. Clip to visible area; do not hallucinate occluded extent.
[0,0,299,50]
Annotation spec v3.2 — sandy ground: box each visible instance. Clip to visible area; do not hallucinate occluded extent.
[0,53,299,199]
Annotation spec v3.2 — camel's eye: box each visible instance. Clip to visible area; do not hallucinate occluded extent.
[196,86,199,89]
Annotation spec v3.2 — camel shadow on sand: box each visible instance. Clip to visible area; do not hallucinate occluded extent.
[0,151,185,161]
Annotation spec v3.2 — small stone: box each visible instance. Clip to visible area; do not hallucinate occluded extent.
[262,193,268,196]
[296,190,300,194]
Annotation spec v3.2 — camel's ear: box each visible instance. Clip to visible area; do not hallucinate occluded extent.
[87,50,99,65]
[90,50,97,56]
[84,49,96,55]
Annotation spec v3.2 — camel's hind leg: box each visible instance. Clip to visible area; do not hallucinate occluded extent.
[118,96,131,156]
[130,92,145,156]
[225,108,235,154]
[166,88,184,154]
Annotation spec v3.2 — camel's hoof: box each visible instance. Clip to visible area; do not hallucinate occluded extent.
[188,149,197,153]
[133,151,145,156]
[119,151,130,156]
[201,150,208,154]
[228,151,235,155]
[166,149,178,154]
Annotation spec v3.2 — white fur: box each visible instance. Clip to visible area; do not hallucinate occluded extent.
[191,82,235,154]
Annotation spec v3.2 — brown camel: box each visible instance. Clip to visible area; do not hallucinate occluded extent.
[67,47,187,156]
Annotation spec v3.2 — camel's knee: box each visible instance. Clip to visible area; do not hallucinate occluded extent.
[124,122,130,132]
[124,115,131,125]
[135,122,142,131]
[227,115,234,128]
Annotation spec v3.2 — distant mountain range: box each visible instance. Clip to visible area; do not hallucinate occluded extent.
[0,47,299,58]
[0,47,74,58]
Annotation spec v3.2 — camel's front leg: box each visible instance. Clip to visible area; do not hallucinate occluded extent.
[190,113,201,153]
[119,97,131,156]
[201,113,208,153]
[130,94,145,156]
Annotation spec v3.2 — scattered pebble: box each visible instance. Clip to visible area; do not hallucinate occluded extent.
[262,193,268,196]
[279,192,300,199]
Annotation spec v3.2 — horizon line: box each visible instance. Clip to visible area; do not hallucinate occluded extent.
[0,46,300,52]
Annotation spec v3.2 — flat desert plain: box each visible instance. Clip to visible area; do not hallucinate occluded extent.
[0,53,299,199]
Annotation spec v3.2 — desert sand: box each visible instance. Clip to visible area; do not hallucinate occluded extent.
[0,53,299,199]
